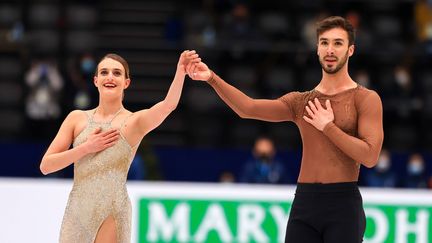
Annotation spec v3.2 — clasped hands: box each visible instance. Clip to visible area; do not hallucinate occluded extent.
[177,50,212,82]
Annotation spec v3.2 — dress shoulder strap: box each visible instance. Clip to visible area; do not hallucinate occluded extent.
[85,109,95,123]
[108,108,123,124]
[120,112,134,129]
[119,112,139,149]
[91,107,123,125]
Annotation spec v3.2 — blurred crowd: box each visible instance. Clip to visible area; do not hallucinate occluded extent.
[0,0,432,188]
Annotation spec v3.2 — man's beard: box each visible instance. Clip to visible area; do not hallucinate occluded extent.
[319,51,349,74]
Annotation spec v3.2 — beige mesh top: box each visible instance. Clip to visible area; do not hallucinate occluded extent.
[209,72,384,183]
[278,85,383,183]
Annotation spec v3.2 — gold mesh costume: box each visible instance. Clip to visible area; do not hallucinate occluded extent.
[59,109,135,243]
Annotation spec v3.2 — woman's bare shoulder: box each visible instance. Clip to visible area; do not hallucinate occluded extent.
[67,109,91,122]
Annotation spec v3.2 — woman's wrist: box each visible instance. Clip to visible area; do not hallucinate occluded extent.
[176,65,186,76]
[78,142,91,156]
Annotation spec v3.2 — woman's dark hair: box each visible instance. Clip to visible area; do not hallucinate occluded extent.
[95,53,130,79]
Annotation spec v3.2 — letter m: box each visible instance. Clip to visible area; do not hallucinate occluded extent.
[147,202,190,242]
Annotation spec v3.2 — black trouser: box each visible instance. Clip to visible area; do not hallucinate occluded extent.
[285,182,366,243]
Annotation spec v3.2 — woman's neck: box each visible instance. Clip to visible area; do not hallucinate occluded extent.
[96,100,123,118]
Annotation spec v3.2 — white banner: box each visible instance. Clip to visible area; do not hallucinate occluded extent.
[0,178,431,243]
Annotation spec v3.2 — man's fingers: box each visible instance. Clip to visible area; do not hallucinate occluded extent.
[308,100,318,113]
[197,62,208,69]
[325,99,332,111]
[192,64,197,77]
[305,106,314,117]
[198,62,205,67]
[303,115,313,124]
[314,98,323,110]
[188,63,197,78]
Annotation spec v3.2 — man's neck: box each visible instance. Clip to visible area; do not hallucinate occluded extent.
[315,69,357,95]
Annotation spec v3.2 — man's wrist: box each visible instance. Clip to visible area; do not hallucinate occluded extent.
[322,121,335,133]
[206,70,215,84]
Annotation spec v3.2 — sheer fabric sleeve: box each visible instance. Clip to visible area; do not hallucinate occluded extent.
[207,72,298,122]
[278,92,301,122]
[322,91,384,167]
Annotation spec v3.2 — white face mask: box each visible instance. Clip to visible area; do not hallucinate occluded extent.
[395,69,410,87]
[408,161,424,175]
[356,72,370,87]
[376,157,390,172]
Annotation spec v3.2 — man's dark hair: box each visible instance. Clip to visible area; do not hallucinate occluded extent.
[316,16,356,46]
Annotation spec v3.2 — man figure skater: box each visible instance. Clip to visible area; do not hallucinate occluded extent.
[187,16,383,243]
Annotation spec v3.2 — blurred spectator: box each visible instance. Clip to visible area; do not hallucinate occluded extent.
[0,3,25,49]
[221,3,253,40]
[364,149,397,188]
[415,0,432,54]
[345,10,373,52]
[183,3,215,49]
[25,58,64,139]
[415,0,432,42]
[353,69,371,89]
[0,21,24,47]
[301,11,329,50]
[7,21,24,44]
[25,59,63,120]
[390,66,422,120]
[383,65,422,150]
[66,53,97,110]
[403,153,428,188]
[219,170,235,183]
[220,3,263,58]
[239,136,289,184]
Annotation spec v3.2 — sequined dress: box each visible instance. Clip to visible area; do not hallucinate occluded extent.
[59,109,134,243]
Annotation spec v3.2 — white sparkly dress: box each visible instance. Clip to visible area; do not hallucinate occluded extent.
[59,109,135,243]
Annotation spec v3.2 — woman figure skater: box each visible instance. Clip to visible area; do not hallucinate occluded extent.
[40,50,200,243]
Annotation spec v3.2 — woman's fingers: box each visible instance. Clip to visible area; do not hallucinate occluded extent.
[104,134,120,145]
